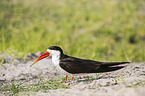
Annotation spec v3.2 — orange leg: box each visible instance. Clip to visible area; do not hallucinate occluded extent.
[64,75,68,83]
[71,77,74,81]
[70,76,74,83]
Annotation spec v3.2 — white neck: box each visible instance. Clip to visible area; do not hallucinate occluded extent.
[47,49,61,66]
[47,49,69,74]
[52,53,60,66]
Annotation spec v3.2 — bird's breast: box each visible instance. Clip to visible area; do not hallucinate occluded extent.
[52,56,68,74]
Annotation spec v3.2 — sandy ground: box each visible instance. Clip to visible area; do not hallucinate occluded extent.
[0,53,145,96]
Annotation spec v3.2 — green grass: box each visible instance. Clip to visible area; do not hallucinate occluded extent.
[1,0,145,94]
[0,0,145,61]
[1,78,70,95]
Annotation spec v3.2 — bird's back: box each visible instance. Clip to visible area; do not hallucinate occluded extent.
[59,54,129,74]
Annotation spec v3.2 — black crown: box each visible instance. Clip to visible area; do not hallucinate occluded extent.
[48,46,63,54]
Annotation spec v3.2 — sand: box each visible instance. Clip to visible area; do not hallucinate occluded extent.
[0,53,145,96]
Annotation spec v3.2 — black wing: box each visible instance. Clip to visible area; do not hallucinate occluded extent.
[60,56,100,74]
[59,54,130,74]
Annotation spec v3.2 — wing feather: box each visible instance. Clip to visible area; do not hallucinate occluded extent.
[59,56,100,74]
[59,54,129,74]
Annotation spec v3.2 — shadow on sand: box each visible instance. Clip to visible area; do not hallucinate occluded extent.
[77,75,118,83]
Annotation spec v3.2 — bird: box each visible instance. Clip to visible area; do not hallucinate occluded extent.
[30,46,130,83]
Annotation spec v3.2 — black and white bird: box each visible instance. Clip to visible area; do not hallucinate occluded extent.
[30,46,130,83]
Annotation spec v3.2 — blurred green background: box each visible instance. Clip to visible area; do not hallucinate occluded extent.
[0,0,145,62]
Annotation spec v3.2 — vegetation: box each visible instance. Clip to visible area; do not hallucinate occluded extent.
[1,78,70,95]
[1,0,145,95]
[0,0,145,62]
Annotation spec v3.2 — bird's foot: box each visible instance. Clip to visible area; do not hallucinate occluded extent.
[64,75,68,83]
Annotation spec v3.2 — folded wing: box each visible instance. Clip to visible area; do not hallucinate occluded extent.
[59,55,130,74]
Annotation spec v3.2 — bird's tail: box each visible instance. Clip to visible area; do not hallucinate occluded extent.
[90,61,130,73]
[100,61,130,67]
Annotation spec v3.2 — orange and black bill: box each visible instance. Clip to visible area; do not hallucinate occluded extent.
[30,51,50,67]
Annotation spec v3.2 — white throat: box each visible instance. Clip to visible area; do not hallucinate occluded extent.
[47,48,69,74]
[47,49,60,66]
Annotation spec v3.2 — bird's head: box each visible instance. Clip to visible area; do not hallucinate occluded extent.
[30,46,63,67]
